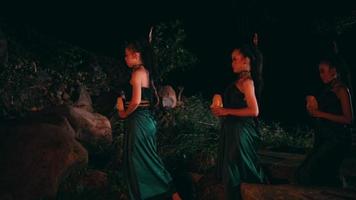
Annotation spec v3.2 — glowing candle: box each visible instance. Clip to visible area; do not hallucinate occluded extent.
[210,94,223,108]
[306,95,318,110]
[117,96,124,111]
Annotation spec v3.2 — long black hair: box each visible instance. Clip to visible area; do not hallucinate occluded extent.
[319,55,352,89]
[125,37,160,106]
[235,44,264,103]
[125,37,155,76]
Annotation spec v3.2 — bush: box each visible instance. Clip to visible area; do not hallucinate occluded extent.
[0,19,197,120]
[152,20,198,82]
[259,121,314,153]
[155,95,219,172]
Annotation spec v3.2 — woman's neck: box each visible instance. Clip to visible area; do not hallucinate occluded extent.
[236,69,250,74]
[328,78,338,86]
[326,78,342,90]
[236,70,251,80]
[132,63,144,70]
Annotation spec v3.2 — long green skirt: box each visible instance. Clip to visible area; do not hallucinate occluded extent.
[217,117,266,200]
[123,109,174,200]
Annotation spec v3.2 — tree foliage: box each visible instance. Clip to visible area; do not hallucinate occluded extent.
[0,20,197,119]
[152,20,198,82]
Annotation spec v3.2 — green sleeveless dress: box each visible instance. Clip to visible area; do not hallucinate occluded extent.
[216,82,266,199]
[123,87,174,200]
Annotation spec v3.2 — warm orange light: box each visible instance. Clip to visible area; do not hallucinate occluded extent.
[210,94,223,108]
[117,96,124,111]
[306,95,318,110]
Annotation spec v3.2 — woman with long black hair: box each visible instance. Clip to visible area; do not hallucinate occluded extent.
[118,37,181,200]
[211,45,267,199]
[296,57,353,187]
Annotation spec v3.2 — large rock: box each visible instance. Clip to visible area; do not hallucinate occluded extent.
[42,104,112,146]
[36,85,113,146]
[159,85,177,109]
[0,114,88,200]
[74,85,94,113]
[70,106,112,145]
[68,85,112,145]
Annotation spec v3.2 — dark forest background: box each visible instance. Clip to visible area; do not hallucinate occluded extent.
[1,0,355,125]
[1,1,356,199]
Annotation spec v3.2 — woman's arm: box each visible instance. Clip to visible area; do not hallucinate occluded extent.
[211,79,259,117]
[119,70,142,118]
[310,87,353,124]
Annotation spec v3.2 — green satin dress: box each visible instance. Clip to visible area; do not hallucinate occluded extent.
[216,82,266,200]
[123,87,174,200]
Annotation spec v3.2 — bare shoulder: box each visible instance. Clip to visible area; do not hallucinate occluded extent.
[132,67,148,80]
[241,78,254,88]
[130,70,144,85]
[132,67,146,76]
[238,78,254,94]
[334,84,350,99]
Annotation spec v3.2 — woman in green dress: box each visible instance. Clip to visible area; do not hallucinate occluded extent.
[118,38,181,200]
[211,45,267,199]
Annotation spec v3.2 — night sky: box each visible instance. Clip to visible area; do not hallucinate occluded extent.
[1,0,356,125]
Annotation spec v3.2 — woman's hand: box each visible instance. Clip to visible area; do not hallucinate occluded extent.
[211,107,229,117]
[119,111,128,119]
[172,192,182,200]
[306,95,318,112]
[308,108,322,118]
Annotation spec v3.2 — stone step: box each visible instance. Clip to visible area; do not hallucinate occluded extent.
[241,183,356,200]
[258,150,356,186]
[258,150,305,183]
